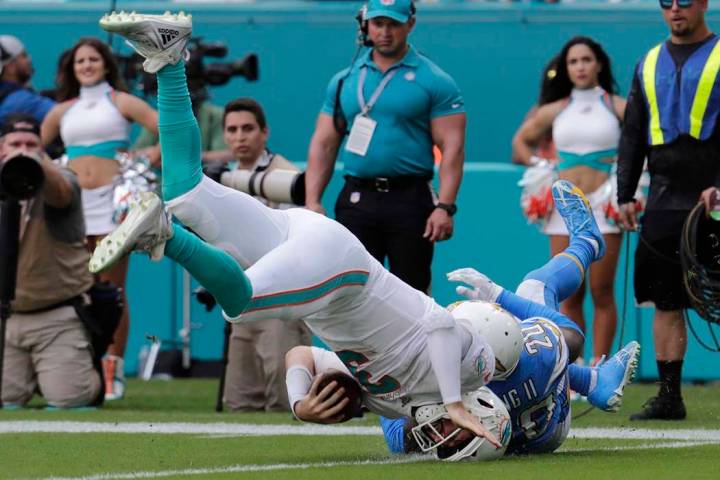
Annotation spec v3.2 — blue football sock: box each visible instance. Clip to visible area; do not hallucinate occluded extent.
[521,235,597,308]
[165,224,252,317]
[521,254,583,310]
[156,61,203,201]
[568,363,596,396]
[565,236,596,274]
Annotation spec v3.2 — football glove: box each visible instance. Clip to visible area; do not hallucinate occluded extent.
[446,267,503,303]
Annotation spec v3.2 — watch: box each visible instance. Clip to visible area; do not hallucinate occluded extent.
[435,202,457,216]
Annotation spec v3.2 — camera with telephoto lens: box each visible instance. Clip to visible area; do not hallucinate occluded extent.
[0,151,45,201]
[117,38,258,103]
[186,38,258,100]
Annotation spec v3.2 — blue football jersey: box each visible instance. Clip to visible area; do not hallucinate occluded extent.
[489,317,570,454]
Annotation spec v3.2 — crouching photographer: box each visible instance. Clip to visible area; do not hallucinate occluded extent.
[0,114,120,409]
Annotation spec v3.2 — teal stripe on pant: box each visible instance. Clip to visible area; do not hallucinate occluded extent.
[165,224,252,317]
[244,271,369,313]
[156,61,203,201]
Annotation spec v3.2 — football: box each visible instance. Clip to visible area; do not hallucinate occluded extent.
[317,369,364,422]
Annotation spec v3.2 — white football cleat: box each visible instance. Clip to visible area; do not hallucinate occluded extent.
[99,10,192,73]
[89,191,173,274]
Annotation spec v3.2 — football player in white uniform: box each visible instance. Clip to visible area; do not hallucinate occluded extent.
[91,11,500,446]
[289,180,639,458]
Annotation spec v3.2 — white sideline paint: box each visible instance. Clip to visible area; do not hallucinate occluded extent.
[561,440,719,453]
[0,421,381,436]
[39,456,431,480]
[569,428,720,441]
[35,442,720,480]
[2,421,720,441]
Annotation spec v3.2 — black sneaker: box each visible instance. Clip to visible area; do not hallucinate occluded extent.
[629,395,687,420]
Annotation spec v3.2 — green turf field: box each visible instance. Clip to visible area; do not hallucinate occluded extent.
[2,380,719,479]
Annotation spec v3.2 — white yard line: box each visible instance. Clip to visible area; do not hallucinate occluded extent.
[3,421,716,480]
[569,427,720,441]
[560,440,719,453]
[0,421,381,436]
[37,456,431,480]
[33,441,720,480]
[3,421,720,442]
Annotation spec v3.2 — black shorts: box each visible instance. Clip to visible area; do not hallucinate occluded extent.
[634,210,691,311]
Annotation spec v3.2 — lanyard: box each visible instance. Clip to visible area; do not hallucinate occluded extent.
[357,66,397,116]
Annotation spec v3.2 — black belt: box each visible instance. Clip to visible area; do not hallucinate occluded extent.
[15,296,82,315]
[344,175,431,193]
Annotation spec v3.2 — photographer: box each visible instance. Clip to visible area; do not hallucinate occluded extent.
[221,98,310,412]
[0,114,101,408]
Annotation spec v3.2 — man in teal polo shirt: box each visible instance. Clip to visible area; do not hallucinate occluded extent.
[305,0,466,293]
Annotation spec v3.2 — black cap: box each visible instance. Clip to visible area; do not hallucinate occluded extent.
[1,113,40,137]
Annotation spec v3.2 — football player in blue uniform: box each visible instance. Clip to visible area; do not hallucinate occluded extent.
[382,179,640,456]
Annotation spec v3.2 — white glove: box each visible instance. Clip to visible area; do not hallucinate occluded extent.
[446,268,504,303]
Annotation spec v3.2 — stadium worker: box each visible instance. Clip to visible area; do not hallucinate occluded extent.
[0,35,55,124]
[220,97,311,412]
[617,0,720,420]
[93,10,499,446]
[287,180,639,456]
[0,114,101,408]
[304,0,466,293]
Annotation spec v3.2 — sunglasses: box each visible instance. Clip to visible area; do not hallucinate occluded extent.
[659,0,694,9]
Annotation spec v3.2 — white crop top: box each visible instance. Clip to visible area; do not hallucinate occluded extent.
[60,81,130,151]
[553,87,621,156]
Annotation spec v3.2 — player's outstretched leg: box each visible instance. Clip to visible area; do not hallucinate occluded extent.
[100,11,287,265]
[569,341,640,412]
[507,180,604,361]
[90,192,251,318]
[100,11,202,202]
[517,180,606,309]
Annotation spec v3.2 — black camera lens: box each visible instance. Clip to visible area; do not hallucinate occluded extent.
[0,153,45,200]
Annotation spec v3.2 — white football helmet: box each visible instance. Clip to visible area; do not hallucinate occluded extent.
[448,300,523,380]
[411,387,512,461]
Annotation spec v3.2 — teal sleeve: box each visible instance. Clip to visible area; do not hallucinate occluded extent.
[429,67,465,118]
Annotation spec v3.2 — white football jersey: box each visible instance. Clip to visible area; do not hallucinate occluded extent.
[210,205,493,414]
[165,159,493,416]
